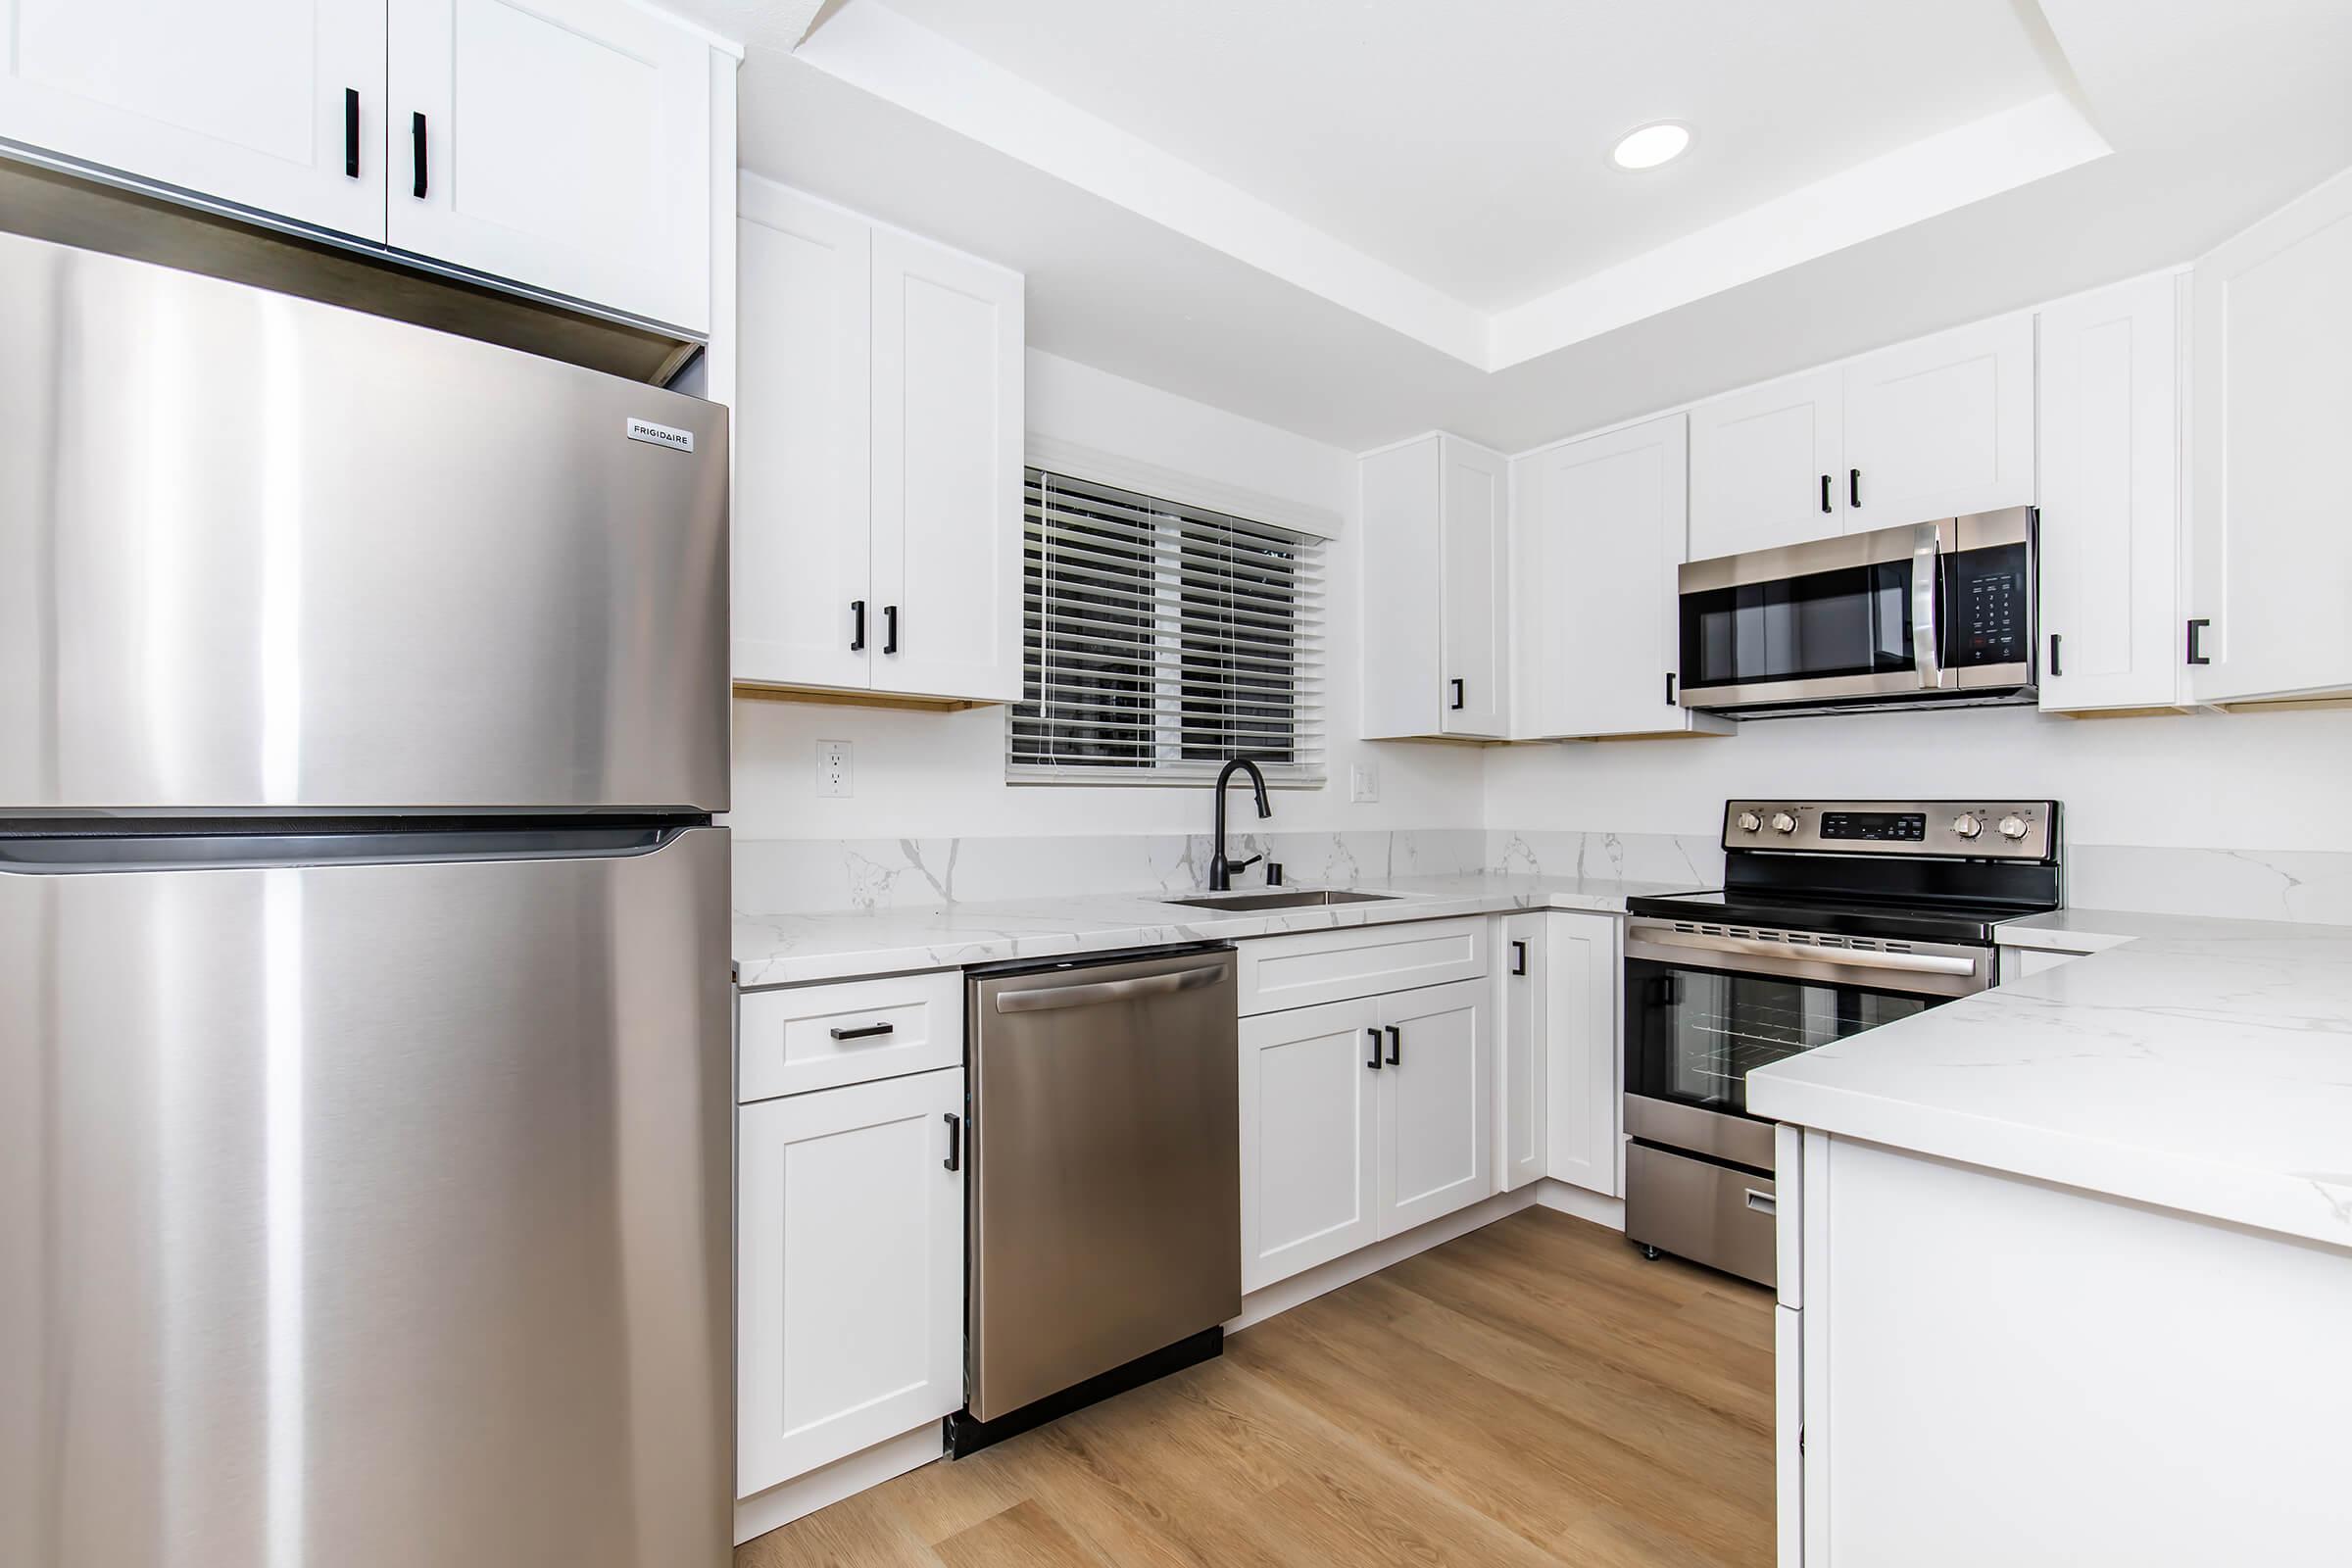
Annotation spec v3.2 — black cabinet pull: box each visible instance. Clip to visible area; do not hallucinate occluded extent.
[2048,633,2063,678]
[1385,1025,1401,1067]
[883,604,900,656]
[2186,618,2211,665]
[1448,677,1465,710]
[828,1022,894,1041]
[1365,1027,1382,1071]
[943,1113,960,1172]
[850,599,866,652]
[1665,671,1677,706]
[1509,939,1528,977]
[343,88,360,177]
[410,112,427,198]
[1820,473,1832,514]
[1849,468,1861,509]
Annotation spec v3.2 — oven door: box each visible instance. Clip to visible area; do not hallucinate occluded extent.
[1622,918,1991,1169]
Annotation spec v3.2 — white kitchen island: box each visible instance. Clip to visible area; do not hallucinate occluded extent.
[1748,913,2352,1568]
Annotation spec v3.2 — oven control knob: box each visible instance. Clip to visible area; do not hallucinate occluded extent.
[1951,813,1984,840]
[1998,814,2031,841]
[1770,811,1798,835]
[1737,810,1763,834]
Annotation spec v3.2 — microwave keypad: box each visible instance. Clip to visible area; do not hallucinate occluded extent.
[1952,543,2030,668]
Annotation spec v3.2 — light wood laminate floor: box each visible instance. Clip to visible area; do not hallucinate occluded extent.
[739,1207,1774,1568]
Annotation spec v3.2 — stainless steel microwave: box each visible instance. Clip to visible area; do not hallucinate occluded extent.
[1676,507,2036,717]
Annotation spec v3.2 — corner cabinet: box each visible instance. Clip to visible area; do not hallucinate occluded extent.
[1513,414,1731,740]
[1688,314,2034,560]
[1540,911,1620,1197]
[734,177,1024,706]
[2035,272,2188,713]
[2189,164,2352,707]
[1359,433,1510,739]
[0,0,717,332]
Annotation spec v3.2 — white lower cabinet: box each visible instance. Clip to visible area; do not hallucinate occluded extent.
[736,1065,964,1499]
[1542,910,1621,1198]
[1493,913,1546,1193]
[1375,980,1492,1236]
[1240,966,1493,1294]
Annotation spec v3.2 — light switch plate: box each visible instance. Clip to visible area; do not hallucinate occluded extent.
[1349,761,1379,803]
[816,740,853,798]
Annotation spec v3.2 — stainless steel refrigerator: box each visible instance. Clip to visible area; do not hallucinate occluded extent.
[0,231,734,1567]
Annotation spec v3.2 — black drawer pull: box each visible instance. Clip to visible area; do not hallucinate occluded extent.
[1849,467,1861,509]
[1449,677,1465,710]
[883,604,900,656]
[850,599,866,652]
[828,1022,895,1041]
[411,111,427,199]
[2048,632,2063,678]
[1820,473,1832,514]
[344,88,360,177]
[1665,671,1677,706]
[1365,1027,1382,1071]
[1509,939,1528,977]
[1385,1025,1401,1066]
[943,1113,961,1172]
[2186,618,2211,665]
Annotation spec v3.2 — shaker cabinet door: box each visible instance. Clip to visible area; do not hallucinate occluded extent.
[734,178,875,693]
[1240,999,1381,1293]
[1375,980,1492,1238]
[1839,313,2034,533]
[386,0,712,330]
[868,225,1024,704]
[736,1068,965,1498]
[1689,366,1845,561]
[0,0,386,239]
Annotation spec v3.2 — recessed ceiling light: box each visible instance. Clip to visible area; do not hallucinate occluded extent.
[1611,122,1691,172]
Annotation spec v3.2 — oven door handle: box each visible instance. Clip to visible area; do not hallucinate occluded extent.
[1642,926,1982,978]
[1912,519,1948,692]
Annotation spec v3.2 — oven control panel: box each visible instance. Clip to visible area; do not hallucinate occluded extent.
[1723,799,2057,859]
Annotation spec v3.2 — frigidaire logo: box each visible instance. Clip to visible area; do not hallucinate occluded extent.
[625,416,694,454]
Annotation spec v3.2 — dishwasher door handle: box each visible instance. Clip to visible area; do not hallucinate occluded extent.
[992,960,1228,1013]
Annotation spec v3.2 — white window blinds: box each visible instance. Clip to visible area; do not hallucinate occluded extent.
[1010,467,1326,783]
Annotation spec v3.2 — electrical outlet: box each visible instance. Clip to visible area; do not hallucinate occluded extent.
[816,740,853,798]
[1349,761,1379,803]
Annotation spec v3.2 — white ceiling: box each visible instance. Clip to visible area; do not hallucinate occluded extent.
[675,0,2352,453]
[880,0,2067,313]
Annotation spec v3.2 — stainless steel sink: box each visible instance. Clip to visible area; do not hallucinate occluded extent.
[1165,888,1399,912]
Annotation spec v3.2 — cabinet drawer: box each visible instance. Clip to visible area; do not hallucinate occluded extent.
[739,970,963,1102]
[1237,917,1487,1015]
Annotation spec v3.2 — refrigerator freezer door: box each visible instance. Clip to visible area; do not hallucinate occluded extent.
[0,825,732,1567]
[0,230,728,814]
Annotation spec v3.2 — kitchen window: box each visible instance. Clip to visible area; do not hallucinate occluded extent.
[1010,467,1325,783]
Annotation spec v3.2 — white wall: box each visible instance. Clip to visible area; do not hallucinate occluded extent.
[726,349,1486,840]
[1483,702,2352,854]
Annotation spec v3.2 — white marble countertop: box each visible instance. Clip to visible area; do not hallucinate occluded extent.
[1751,911,2352,1252]
[733,871,1699,989]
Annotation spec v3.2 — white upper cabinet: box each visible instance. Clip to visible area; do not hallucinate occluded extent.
[1515,414,1729,740]
[869,225,1025,704]
[1359,433,1510,739]
[1688,314,2034,556]
[2036,273,2186,713]
[0,0,387,240]
[387,0,712,331]
[733,177,1025,706]
[1689,367,1844,562]
[733,181,872,693]
[1839,314,2034,532]
[2190,165,2352,706]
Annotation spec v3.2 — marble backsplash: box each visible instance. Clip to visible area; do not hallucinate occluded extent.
[732,824,2352,926]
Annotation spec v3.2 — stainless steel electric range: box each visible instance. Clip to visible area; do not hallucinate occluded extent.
[1620,798,2062,1286]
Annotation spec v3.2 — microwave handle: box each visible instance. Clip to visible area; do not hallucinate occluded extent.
[1912,520,1947,692]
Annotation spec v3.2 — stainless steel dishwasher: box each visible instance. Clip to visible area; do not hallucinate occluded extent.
[954,944,1241,1454]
